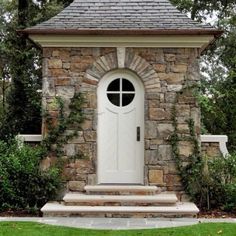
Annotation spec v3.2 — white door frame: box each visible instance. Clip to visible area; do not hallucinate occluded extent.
[97,69,144,184]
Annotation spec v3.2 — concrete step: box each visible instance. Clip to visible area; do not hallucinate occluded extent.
[41,202,199,217]
[84,185,159,195]
[63,193,178,205]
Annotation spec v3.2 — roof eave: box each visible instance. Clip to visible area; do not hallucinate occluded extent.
[19,28,224,37]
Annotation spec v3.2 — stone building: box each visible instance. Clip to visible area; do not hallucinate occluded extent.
[23,0,222,217]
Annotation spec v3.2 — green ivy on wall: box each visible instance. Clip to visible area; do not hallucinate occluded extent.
[41,92,85,159]
[169,88,210,208]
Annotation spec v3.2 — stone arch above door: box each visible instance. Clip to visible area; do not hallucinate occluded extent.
[85,48,161,93]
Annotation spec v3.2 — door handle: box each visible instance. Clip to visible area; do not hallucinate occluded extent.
[137,126,140,141]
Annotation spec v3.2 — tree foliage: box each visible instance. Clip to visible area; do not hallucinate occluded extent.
[0,0,72,140]
[170,0,236,20]
[170,0,236,151]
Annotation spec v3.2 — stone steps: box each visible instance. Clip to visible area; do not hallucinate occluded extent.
[84,185,159,195]
[41,202,199,217]
[63,192,178,206]
[41,185,199,217]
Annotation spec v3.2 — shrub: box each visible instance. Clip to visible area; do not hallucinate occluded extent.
[185,153,236,211]
[224,183,236,211]
[207,153,236,211]
[174,151,236,211]
[0,140,61,211]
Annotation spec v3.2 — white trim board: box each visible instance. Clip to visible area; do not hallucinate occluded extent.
[29,35,214,49]
[17,134,43,142]
[201,135,229,157]
[200,135,228,143]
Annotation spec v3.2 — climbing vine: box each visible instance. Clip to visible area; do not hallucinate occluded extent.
[169,87,210,208]
[41,93,85,159]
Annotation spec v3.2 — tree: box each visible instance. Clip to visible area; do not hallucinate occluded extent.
[170,0,236,151]
[0,0,42,139]
[170,0,236,20]
[0,0,71,140]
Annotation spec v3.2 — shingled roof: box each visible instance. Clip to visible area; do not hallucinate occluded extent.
[24,0,221,36]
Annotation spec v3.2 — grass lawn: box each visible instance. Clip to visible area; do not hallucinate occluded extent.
[0,222,236,236]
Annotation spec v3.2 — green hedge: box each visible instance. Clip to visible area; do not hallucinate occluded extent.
[0,140,61,211]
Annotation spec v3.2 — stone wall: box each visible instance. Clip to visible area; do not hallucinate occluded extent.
[201,142,222,158]
[42,47,201,194]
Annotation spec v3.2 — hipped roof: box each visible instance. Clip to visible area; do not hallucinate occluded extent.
[23,0,222,36]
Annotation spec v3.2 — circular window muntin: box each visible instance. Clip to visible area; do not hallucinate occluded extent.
[106,78,135,107]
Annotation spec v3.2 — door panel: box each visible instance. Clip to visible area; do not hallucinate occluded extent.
[100,109,118,172]
[119,108,136,171]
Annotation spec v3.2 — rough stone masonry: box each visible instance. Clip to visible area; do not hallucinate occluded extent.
[42,47,201,199]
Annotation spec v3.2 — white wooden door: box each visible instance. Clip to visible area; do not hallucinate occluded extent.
[97,70,144,184]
